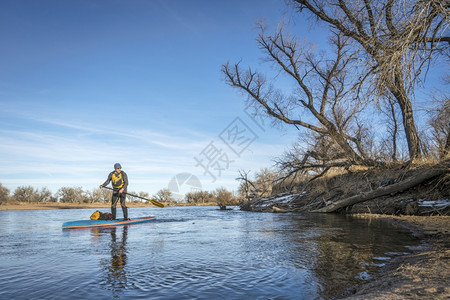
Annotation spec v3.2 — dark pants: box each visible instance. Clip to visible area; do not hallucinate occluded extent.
[111,192,128,219]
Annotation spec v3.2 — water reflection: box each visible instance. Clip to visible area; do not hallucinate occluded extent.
[286,214,419,298]
[108,226,128,291]
[91,226,128,297]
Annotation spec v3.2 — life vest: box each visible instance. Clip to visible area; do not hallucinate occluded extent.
[112,172,124,189]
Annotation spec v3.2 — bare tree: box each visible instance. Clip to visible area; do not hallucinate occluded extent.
[154,188,174,203]
[85,188,108,204]
[185,190,215,204]
[236,169,257,200]
[292,0,449,159]
[56,187,84,203]
[0,183,10,204]
[135,191,150,203]
[214,187,238,210]
[275,133,348,183]
[223,27,377,168]
[237,168,279,199]
[254,168,277,197]
[377,95,402,161]
[428,98,450,159]
[37,187,54,203]
[13,186,39,203]
[99,188,112,203]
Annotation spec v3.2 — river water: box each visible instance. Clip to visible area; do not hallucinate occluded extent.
[0,206,421,299]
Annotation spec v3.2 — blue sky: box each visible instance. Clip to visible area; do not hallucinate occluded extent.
[0,0,319,197]
[1,1,447,199]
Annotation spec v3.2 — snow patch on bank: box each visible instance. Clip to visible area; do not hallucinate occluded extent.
[418,199,450,208]
[252,192,306,210]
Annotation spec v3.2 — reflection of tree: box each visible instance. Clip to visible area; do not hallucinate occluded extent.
[291,214,413,298]
[312,237,375,298]
[106,226,128,294]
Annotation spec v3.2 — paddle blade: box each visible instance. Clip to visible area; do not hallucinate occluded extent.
[150,199,164,208]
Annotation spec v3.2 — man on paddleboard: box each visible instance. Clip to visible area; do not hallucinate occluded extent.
[100,163,129,220]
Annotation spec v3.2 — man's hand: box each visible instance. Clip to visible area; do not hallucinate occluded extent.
[99,185,103,189]
[119,188,124,194]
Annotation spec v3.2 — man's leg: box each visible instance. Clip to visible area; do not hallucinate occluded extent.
[111,193,120,220]
[120,194,128,220]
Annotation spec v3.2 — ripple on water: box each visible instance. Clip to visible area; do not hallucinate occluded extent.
[0,207,422,299]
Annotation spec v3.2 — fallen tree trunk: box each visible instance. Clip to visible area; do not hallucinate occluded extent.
[312,165,449,213]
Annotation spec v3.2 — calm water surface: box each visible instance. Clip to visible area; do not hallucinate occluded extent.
[0,206,421,299]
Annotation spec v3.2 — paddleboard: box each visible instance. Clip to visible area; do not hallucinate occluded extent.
[62,216,156,229]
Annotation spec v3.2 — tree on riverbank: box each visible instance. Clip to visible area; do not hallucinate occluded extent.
[185,190,215,204]
[13,186,54,203]
[153,188,175,204]
[222,0,449,177]
[0,183,10,205]
[226,1,449,214]
[292,0,448,160]
[214,187,239,210]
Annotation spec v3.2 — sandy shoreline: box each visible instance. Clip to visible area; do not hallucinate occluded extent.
[1,203,448,298]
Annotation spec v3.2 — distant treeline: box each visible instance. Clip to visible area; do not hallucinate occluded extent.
[0,183,240,208]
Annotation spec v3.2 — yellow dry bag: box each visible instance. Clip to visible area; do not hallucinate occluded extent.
[90,210,100,220]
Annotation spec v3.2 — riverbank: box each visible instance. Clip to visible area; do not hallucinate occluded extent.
[340,214,449,299]
[0,201,217,210]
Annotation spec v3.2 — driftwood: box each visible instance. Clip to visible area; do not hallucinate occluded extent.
[312,165,449,213]
[272,206,289,213]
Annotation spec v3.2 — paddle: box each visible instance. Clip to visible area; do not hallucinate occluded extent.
[101,186,165,208]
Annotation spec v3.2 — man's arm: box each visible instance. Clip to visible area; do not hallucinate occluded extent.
[121,171,128,191]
